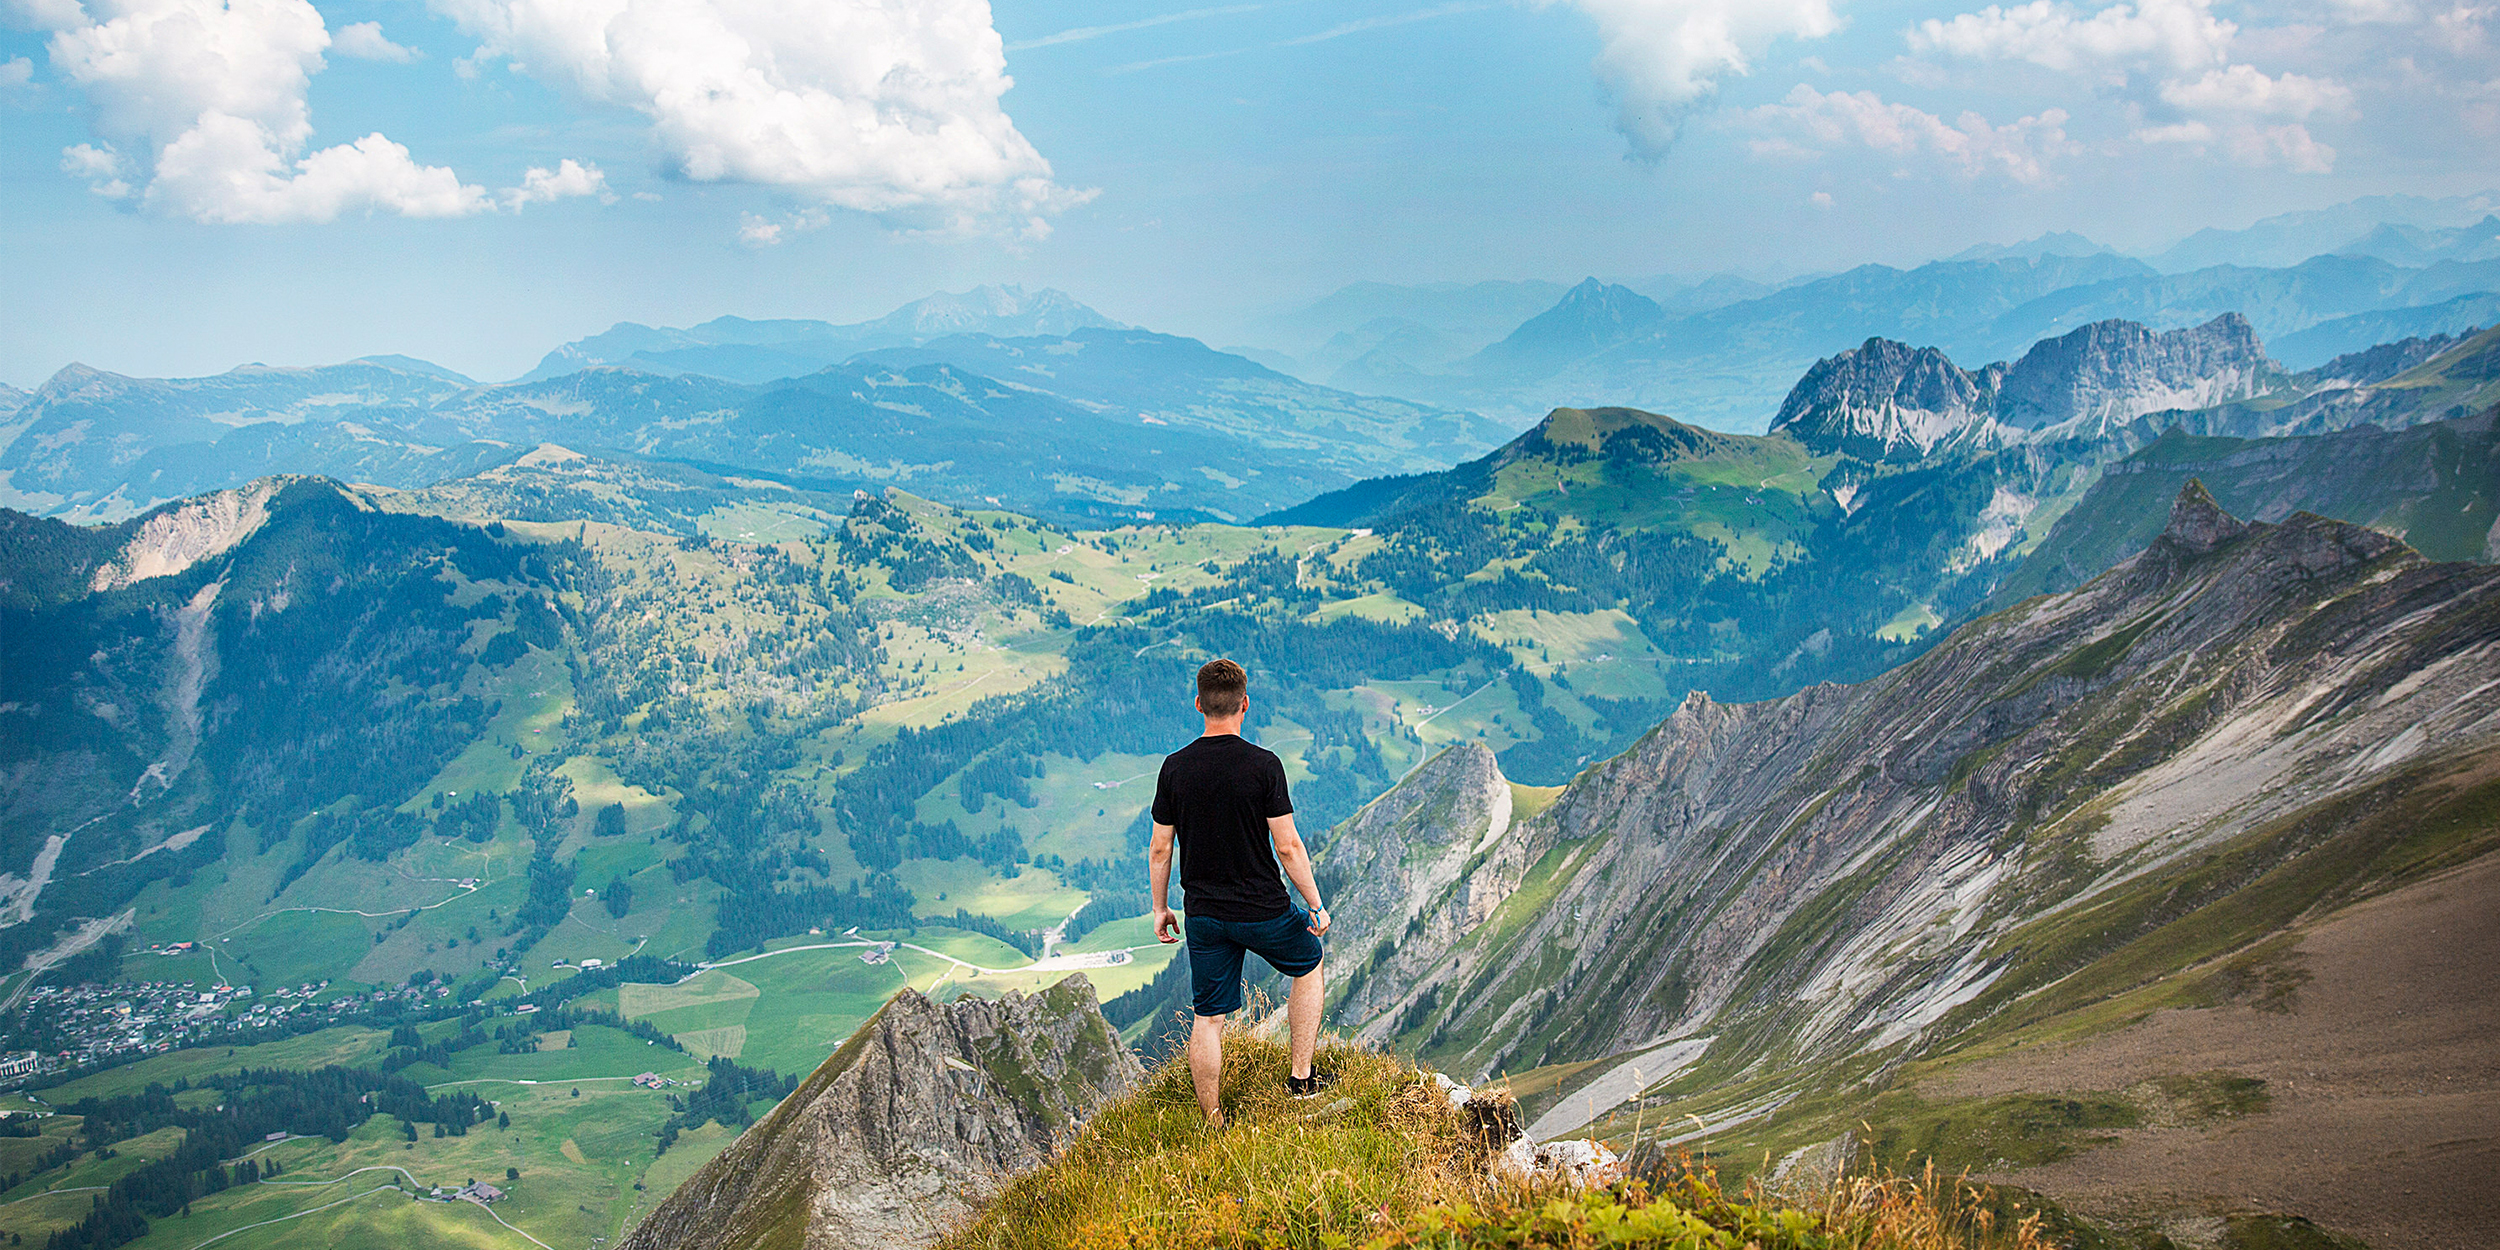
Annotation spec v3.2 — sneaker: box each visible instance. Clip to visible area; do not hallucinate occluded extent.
[1286,1069,1336,1099]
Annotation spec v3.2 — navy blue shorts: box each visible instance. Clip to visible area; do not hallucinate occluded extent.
[1186,905,1324,1018]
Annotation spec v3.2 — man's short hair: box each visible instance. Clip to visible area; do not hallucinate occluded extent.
[1197,659,1248,717]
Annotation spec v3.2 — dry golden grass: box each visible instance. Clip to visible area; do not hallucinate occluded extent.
[939,1022,2052,1250]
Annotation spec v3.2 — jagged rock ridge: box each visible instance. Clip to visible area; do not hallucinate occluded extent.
[1771,314,2281,458]
[621,976,1141,1250]
[1323,484,2500,1103]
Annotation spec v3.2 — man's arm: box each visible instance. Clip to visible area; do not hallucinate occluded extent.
[1268,814,1330,937]
[1150,822,1180,944]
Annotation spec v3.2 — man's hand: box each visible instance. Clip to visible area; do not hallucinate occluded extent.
[1154,907,1180,944]
[1306,908,1330,938]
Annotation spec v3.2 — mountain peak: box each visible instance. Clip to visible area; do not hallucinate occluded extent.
[620,975,1138,1250]
[2159,479,2247,554]
[1995,313,2280,433]
[1467,281,1666,379]
[1768,337,2001,462]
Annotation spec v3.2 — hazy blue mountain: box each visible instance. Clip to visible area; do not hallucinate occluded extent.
[3,320,1509,524]
[1946,230,2114,262]
[519,285,1125,382]
[1322,320,1474,392]
[2334,214,2500,267]
[1473,253,2158,431]
[0,358,480,515]
[2147,190,2500,271]
[1976,253,2440,359]
[1463,278,1668,380]
[847,327,1510,483]
[2270,292,2500,369]
[1627,271,1780,314]
[1248,279,1571,375]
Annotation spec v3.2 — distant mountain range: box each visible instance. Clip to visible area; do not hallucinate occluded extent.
[1225,192,2500,431]
[0,314,1507,526]
[522,285,1126,383]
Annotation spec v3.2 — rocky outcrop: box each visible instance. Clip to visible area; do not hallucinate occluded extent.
[621,976,1142,1250]
[1768,338,2007,461]
[87,477,293,592]
[1314,743,1528,1037]
[1994,314,2279,433]
[1771,314,2283,455]
[1330,484,2500,1115]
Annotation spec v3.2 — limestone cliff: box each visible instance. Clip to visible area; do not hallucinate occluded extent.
[621,975,1142,1250]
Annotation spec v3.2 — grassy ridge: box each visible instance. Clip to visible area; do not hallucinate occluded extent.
[940,1028,2047,1250]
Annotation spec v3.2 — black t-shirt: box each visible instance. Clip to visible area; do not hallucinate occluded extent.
[1151,734,1295,922]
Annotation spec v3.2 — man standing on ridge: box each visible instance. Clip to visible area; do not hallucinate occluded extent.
[1151,658,1332,1126]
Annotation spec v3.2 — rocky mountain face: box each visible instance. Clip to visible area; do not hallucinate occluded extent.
[1765,338,2007,461]
[622,977,1140,1250]
[1324,485,2500,1102]
[1992,313,2279,433]
[1770,314,2279,458]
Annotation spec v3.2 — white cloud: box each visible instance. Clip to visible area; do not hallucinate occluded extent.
[502,157,610,209]
[1544,0,1843,159]
[23,0,610,222]
[2134,113,2336,171]
[26,0,503,222]
[1745,84,2074,183]
[431,0,1092,235]
[1907,0,2352,173]
[736,206,828,246]
[2159,63,2350,117]
[61,141,130,198]
[1907,0,2234,78]
[151,118,491,221]
[1,55,33,89]
[332,20,419,62]
[736,212,784,246]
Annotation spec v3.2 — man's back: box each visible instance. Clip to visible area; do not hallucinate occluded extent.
[1153,734,1293,922]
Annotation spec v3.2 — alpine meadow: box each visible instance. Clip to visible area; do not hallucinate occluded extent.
[2,3,2497,1250]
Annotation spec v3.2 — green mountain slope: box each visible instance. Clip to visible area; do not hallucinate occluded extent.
[1308,484,2500,1244]
[1993,410,2500,606]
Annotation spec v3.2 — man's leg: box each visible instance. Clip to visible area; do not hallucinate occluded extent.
[1287,960,1324,1081]
[1189,1012,1226,1125]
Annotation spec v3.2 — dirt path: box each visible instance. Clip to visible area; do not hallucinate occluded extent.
[1936,854,2500,1250]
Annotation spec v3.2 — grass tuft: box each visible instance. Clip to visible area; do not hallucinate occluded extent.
[940,1027,2053,1250]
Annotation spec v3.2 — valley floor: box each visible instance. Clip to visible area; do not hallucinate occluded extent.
[1937,853,2500,1250]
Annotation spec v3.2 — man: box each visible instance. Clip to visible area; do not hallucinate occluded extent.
[1150,658,1332,1127]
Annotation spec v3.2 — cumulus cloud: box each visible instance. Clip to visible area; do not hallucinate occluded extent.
[1907,0,2353,172]
[332,20,419,62]
[1907,0,2233,78]
[1541,0,1843,159]
[1745,83,2074,182]
[1,55,33,90]
[502,157,610,209]
[24,0,487,221]
[22,0,607,222]
[2159,63,2350,117]
[431,0,1091,235]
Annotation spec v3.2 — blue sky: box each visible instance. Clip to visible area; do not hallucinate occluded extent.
[2,0,2495,385]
